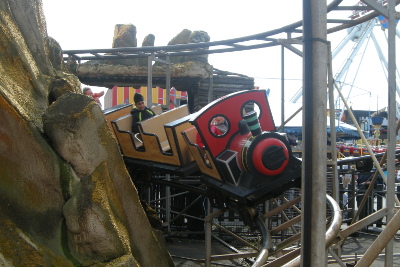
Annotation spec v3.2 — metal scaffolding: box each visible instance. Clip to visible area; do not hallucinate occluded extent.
[63,0,400,265]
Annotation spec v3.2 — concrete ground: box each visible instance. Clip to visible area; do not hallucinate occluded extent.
[328,227,400,267]
[166,237,247,266]
[165,228,400,266]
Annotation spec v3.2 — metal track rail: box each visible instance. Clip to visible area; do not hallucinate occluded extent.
[62,0,400,62]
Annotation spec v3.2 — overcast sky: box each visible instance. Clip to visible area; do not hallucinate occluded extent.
[41,0,399,117]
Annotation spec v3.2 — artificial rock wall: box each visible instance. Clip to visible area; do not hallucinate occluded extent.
[0,0,173,266]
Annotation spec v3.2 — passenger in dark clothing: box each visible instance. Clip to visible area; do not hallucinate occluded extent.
[355,160,384,224]
[131,93,155,133]
[355,160,374,222]
[356,171,374,220]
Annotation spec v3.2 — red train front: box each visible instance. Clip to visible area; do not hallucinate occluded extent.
[189,90,302,213]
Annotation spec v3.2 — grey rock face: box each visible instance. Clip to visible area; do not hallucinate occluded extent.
[0,0,174,266]
[43,94,108,178]
[63,162,130,265]
[42,93,174,266]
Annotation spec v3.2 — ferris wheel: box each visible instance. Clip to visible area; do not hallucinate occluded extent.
[333,16,400,109]
[290,0,400,117]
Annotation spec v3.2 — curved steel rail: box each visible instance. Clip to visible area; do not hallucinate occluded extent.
[252,216,270,267]
[325,194,343,247]
[63,0,400,61]
[282,194,342,267]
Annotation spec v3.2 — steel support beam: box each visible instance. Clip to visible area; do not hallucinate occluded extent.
[361,0,389,16]
[301,0,328,266]
[165,173,171,233]
[328,43,340,216]
[204,205,226,267]
[166,55,171,109]
[281,45,285,132]
[383,0,397,265]
[355,209,400,266]
[147,53,154,105]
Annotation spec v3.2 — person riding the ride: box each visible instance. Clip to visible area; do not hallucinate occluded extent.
[131,93,155,133]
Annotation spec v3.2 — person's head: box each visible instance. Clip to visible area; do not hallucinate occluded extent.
[213,116,225,125]
[356,159,373,172]
[134,93,146,110]
[83,87,93,96]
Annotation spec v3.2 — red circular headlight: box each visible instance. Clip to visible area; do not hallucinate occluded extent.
[252,138,289,176]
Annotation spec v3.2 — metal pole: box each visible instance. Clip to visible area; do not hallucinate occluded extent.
[146,187,151,207]
[263,199,270,260]
[328,43,339,217]
[281,45,285,133]
[165,173,171,234]
[166,54,171,110]
[301,0,328,266]
[147,53,154,105]
[207,67,214,104]
[204,205,225,267]
[205,199,212,267]
[384,0,397,265]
